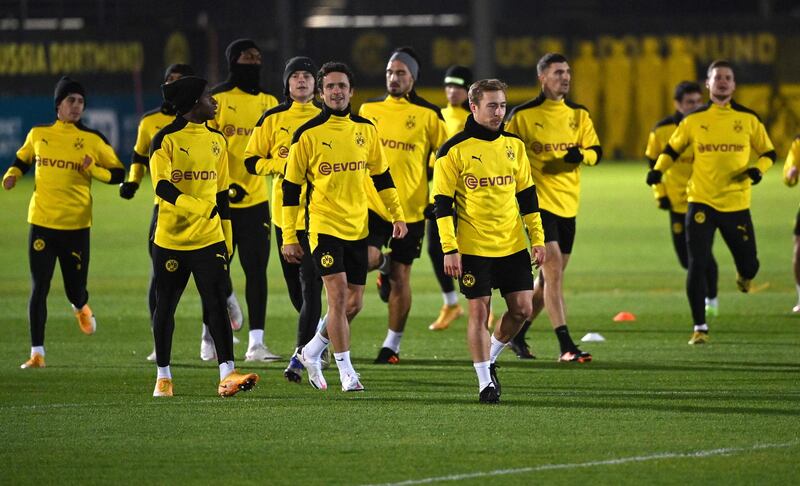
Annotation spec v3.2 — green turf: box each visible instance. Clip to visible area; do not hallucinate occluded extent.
[0,163,797,485]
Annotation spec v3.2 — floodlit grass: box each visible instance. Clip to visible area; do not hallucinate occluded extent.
[1,162,797,485]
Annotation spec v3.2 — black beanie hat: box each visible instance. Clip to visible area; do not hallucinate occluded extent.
[162,76,208,115]
[54,76,86,108]
[163,63,195,82]
[225,39,259,69]
[443,65,473,89]
[283,56,318,97]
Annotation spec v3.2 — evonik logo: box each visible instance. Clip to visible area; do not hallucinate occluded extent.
[318,160,367,175]
[170,169,218,183]
[36,157,81,171]
[531,141,578,155]
[380,138,415,152]
[696,143,745,154]
[463,173,514,190]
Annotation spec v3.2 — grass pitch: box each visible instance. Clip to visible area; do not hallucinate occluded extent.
[0,162,797,485]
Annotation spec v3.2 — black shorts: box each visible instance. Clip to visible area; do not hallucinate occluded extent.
[794,209,800,236]
[459,249,534,299]
[540,209,576,254]
[311,233,368,285]
[366,210,425,265]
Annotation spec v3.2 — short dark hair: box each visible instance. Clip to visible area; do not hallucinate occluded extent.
[707,59,734,78]
[468,79,508,106]
[317,61,355,92]
[673,81,702,101]
[537,53,569,76]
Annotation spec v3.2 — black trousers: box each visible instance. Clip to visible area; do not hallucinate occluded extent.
[151,241,232,366]
[670,210,718,300]
[686,203,759,325]
[426,217,455,293]
[28,225,90,347]
[276,227,323,348]
[230,201,271,331]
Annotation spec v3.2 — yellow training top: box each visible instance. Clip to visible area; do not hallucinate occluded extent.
[4,119,124,230]
[644,112,693,213]
[506,93,601,218]
[359,93,447,223]
[129,107,176,202]
[654,101,775,212]
[441,102,470,138]
[149,118,230,251]
[209,85,278,208]
[243,99,322,229]
[782,135,800,189]
[433,115,544,257]
[282,106,404,246]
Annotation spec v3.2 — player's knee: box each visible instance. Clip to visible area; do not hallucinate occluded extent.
[510,301,533,322]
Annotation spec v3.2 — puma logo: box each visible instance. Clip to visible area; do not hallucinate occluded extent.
[534,122,544,129]
[737,225,747,232]
[41,138,48,145]
[279,127,290,134]
[471,155,483,163]
[215,253,227,261]
[228,105,237,112]
[700,125,709,131]
[71,251,81,261]
[179,147,190,156]
[322,141,333,149]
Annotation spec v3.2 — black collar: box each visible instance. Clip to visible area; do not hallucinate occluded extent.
[464,114,503,141]
[322,103,351,117]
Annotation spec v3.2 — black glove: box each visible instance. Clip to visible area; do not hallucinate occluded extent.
[119,181,139,199]
[228,183,248,204]
[646,170,663,185]
[423,203,435,220]
[658,196,671,210]
[746,168,762,185]
[209,205,219,219]
[563,146,583,164]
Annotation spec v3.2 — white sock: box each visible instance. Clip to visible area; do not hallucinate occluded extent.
[316,313,328,333]
[378,253,391,274]
[303,332,330,361]
[157,366,171,380]
[334,350,357,377]
[443,291,458,306]
[473,361,492,391]
[382,329,403,353]
[694,324,709,332]
[489,335,507,364]
[705,297,718,308]
[248,329,264,348]
[31,346,45,357]
[219,360,235,380]
[201,324,212,341]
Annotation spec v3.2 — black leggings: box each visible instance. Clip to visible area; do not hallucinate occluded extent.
[230,202,271,331]
[686,203,758,325]
[151,241,233,366]
[426,218,455,293]
[276,227,323,348]
[28,225,90,347]
[670,210,718,300]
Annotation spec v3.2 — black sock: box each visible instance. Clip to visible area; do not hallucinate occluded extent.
[554,325,577,353]
[514,321,531,343]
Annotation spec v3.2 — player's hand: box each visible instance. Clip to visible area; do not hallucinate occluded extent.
[531,245,546,269]
[228,183,247,203]
[658,196,671,210]
[563,146,583,164]
[787,166,799,186]
[746,168,762,185]
[646,169,662,185]
[81,154,94,172]
[282,243,304,264]
[392,221,408,239]
[119,181,139,199]
[443,252,462,278]
[3,175,16,190]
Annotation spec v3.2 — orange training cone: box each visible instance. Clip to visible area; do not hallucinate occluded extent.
[613,311,636,322]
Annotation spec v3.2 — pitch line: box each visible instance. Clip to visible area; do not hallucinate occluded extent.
[364,441,798,486]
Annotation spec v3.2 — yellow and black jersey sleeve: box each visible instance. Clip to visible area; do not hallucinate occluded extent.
[432,129,533,257]
[283,110,400,245]
[243,99,321,229]
[655,101,776,212]
[209,87,278,208]
[783,136,800,187]
[360,94,447,223]
[506,94,601,218]
[149,119,229,251]
[645,113,694,213]
[129,109,175,185]
[4,120,123,230]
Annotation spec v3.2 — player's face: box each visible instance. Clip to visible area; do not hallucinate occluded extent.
[57,94,85,123]
[675,92,703,116]
[237,48,262,65]
[386,60,414,97]
[470,90,507,131]
[445,85,468,106]
[165,72,184,84]
[539,62,571,98]
[707,67,735,101]
[289,71,315,103]
[321,71,352,111]
[194,92,217,121]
